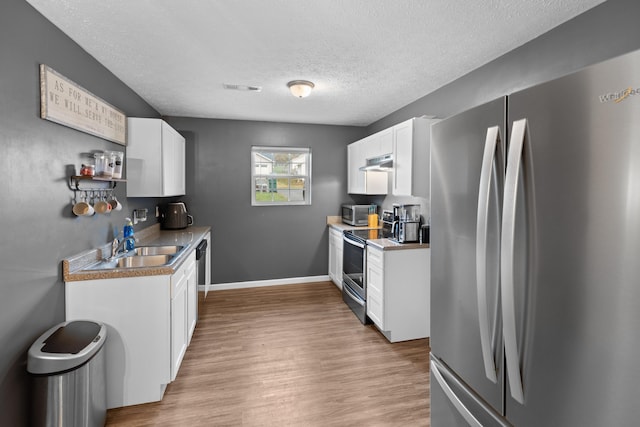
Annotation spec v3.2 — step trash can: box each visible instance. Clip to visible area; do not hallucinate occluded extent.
[27,320,107,427]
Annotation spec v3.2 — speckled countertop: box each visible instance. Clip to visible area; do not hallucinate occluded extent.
[326,216,429,251]
[63,224,211,282]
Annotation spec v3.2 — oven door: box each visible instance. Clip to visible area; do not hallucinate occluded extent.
[342,233,365,298]
[342,233,367,323]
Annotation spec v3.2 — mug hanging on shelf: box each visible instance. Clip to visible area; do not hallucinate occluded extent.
[72,191,94,216]
[94,190,112,214]
[108,193,122,211]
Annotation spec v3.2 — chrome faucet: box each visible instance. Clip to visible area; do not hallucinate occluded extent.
[110,236,135,259]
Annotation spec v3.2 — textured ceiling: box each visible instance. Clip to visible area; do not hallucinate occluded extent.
[26,0,605,126]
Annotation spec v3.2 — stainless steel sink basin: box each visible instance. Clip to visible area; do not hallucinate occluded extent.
[116,254,172,268]
[83,254,175,270]
[133,245,184,256]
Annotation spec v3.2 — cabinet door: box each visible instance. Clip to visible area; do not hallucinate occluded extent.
[174,130,186,195]
[393,120,414,196]
[204,233,211,298]
[366,247,384,328]
[328,228,343,288]
[127,118,163,197]
[66,275,170,408]
[366,263,384,328]
[186,257,197,344]
[328,230,337,282]
[347,140,366,194]
[161,122,186,196]
[171,269,188,381]
[376,128,393,156]
[335,236,343,289]
[348,137,389,195]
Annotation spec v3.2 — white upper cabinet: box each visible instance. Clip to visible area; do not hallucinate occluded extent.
[392,117,438,198]
[347,117,437,196]
[126,118,186,197]
[368,128,393,158]
[347,137,387,195]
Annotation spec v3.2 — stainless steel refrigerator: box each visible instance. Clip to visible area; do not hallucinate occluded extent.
[430,49,640,426]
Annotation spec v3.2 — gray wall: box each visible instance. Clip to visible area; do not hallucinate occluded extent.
[367,0,640,133]
[0,1,162,424]
[165,117,365,284]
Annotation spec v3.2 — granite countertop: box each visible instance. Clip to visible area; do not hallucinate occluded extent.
[326,215,378,232]
[366,238,429,251]
[63,223,211,282]
[326,216,429,250]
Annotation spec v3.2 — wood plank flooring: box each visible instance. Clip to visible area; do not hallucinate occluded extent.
[106,281,431,426]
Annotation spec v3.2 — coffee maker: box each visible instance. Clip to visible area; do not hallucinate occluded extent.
[392,203,421,243]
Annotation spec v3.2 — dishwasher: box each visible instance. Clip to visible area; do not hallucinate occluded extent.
[195,239,208,310]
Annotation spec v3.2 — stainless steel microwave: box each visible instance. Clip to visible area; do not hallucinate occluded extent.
[341,204,370,226]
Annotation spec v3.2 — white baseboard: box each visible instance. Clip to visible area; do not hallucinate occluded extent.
[198,275,331,292]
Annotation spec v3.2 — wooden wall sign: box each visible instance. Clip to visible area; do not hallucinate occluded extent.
[39,64,127,145]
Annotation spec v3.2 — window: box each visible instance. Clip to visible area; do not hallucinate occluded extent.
[251,146,311,206]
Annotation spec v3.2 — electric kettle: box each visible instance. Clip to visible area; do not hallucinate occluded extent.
[161,202,193,229]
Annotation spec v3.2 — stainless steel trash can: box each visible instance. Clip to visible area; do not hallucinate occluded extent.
[27,320,107,427]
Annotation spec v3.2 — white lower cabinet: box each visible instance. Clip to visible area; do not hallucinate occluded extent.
[171,253,196,381]
[186,254,197,344]
[328,227,343,289]
[65,250,197,409]
[366,245,430,342]
[203,232,212,298]
[366,247,384,327]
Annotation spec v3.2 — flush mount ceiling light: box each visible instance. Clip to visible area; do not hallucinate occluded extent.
[287,80,315,98]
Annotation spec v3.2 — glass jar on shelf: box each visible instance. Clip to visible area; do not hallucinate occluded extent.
[94,152,114,178]
[79,164,95,177]
[107,151,124,179]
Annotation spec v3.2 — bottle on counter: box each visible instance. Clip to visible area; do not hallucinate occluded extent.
[124,218,135,251]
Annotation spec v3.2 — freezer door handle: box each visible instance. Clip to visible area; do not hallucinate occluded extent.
[431,358,484,427]
[501,118,527,404]
[476,126,502,384]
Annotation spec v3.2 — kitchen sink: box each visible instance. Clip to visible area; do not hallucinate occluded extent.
[133,245,184,256]
[83,254,176,271]
[115,254,172,268]
[80,244,188,271]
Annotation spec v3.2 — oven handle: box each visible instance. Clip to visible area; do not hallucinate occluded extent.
[343,283,365,306]
[343,234,365,249]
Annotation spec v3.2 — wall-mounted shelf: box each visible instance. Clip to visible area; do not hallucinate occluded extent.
[69,175,126,191]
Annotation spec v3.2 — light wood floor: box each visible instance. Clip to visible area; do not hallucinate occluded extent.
[106,281,431,426]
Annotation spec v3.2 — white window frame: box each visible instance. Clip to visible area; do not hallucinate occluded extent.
[251,146,312,206]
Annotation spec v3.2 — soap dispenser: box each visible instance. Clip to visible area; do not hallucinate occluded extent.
[123,218,135,251]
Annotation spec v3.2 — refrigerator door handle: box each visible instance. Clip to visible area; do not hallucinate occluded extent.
[476,126,502,384]
[501,118,528,404]
[431,358,484,427]
[476,126,502,383]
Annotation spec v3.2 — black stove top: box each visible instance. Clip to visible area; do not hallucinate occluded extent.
[345,227,394,242]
